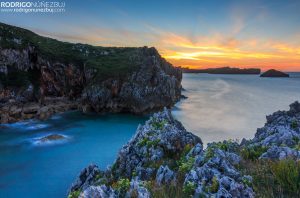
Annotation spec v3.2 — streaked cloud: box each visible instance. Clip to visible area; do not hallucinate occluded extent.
[34,24,300,71]
[8,0,298,71]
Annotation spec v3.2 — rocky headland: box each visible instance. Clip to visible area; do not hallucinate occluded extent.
[260,69,289,77]
[68,101,300,198]
[0,23,182,123]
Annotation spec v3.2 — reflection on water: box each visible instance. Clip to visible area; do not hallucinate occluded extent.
[173,73,300,145]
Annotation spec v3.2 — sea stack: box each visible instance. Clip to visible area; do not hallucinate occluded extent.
[260,69,289,77]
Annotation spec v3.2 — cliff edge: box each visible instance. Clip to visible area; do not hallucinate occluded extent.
[0,23,182,123]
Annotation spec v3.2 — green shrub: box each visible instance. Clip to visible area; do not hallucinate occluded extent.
[242,176,252,187]
[209,176,219,193]
[290,120,298,129]
[292,136,300,150]
[239,159,300,197]
[146,139,160,148]
[207,140,239,153]
[215,140,234,151]
[132,171,137,177]
[183,181,196,197]
[203,140,239,163]
[68,190,81,198]
[138,137,149,147]
[179,157,195,173]
[240,145,268,160]
[182,144,193,156]
[271,159,300,194]
[152,119,168,130]
[239,160,278,197]
[138,137,160,148]
[94,173,103,181]
[115,178,130,195]
[148,181,184,198]
[111,162,117,171]
[135,174,187,197]
[294,143,300,150]
[204,147,215,162]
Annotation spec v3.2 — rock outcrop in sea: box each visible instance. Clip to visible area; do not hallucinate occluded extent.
[260,69,289,77]
[69,101,300,198]
[0,23,182,123]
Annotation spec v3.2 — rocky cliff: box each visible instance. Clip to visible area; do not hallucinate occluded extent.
[69,101,300,198]
[0,23,182,123]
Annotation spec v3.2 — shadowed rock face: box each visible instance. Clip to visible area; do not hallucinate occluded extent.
[260,69,289,77]
[81,48,182,114]
[0,23,182,123]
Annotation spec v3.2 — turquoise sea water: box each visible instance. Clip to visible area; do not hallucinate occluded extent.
[1,73,300,197]
[0,112,147,198]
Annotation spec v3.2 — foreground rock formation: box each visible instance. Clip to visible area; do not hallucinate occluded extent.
[0,23,182,123]
[260,69,289,77]
[69,109,254,198]
[69,101,300,198]
[242,101,300,160]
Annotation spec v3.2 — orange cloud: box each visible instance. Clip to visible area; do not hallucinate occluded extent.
[272,43,300,55]
[153,30,300,71]
[33,23,300,71]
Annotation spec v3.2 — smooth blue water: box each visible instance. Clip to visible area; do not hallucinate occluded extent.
[0,112,147,198]
[1,73,300,197]
[173,73,300,144]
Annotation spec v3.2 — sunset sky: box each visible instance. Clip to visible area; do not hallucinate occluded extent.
[1,0,300,71]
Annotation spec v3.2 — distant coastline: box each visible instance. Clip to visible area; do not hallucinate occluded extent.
[180,66,261,74]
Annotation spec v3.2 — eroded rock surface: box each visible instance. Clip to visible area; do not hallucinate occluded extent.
[69,109,254,198]
[187,145,254,197]
[69,101,300,198]
[0,23,182,123]
[245,101,300,160]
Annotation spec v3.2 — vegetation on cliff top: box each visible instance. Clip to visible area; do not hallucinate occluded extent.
[0,22,141,82]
